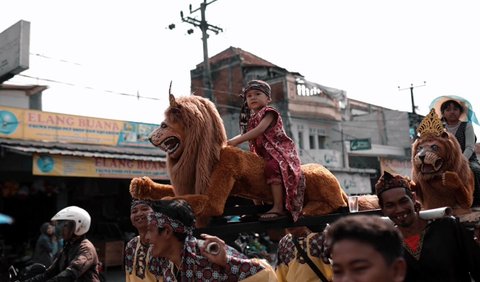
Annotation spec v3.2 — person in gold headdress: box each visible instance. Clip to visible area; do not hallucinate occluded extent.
[430,95,480,207]
[375,171,480,282]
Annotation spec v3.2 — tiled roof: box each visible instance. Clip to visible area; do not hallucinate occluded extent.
[206,46,278,68]
[0,84,48,96]
[0,138,165,162]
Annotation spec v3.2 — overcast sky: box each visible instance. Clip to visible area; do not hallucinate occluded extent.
[2,0,479,136]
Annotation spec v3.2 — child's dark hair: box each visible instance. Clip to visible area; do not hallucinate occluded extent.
[239,80,272,134]
[440,99,464,114]
[327,215,404,265]
[151,199,195,241]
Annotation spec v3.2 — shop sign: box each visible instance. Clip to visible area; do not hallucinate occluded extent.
[350,138,372,151]
[0,106,158,148]
[33,154,168,180]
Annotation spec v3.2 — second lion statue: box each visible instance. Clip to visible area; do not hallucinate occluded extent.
[130,89,349,225]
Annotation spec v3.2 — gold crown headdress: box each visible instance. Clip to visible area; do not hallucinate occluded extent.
[416,109,445,137]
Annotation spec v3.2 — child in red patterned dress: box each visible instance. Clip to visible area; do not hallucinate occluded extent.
[227,79,305,222]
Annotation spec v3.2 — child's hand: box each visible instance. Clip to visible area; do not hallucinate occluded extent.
[227,139,237,147]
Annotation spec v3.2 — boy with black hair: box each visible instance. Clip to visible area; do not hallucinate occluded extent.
[145,199,277,281]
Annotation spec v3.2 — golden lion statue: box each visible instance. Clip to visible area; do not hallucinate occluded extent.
[412,109,474,215]
[130,90,349,224]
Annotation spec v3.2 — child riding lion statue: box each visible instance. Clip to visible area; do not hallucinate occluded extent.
[130,86,360,225]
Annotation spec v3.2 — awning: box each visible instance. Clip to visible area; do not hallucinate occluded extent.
[0,138,166,162]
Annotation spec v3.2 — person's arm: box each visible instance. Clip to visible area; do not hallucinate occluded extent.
[51,236,59,257]
[463,122,476,159]
[227,112,275,147]
[47,239,97,281]
[199,234,277,281]
[23,254,60,282]
[125,241,132,282]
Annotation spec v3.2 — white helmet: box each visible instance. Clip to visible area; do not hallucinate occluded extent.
[51,206,91,236]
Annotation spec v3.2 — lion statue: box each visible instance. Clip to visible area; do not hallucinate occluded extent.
[412,109,474,215]
[130,89,350,225]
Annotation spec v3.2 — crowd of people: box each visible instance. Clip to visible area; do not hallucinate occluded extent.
[21,82,480,281]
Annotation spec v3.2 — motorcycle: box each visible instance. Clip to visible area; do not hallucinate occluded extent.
[8,263,46,282]
[8,262,106,282]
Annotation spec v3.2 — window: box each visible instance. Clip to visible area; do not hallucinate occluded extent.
[309,135,315,149]
[318,135,326,149]
[298,131,304,150]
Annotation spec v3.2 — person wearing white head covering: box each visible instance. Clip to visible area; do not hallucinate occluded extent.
[431,95,480,207]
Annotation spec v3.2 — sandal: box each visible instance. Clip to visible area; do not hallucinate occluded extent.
[258,211,288,222]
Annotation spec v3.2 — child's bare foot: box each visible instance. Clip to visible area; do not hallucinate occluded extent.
[259,208,287,222]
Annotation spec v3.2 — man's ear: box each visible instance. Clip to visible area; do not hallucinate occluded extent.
[392,258,407,282]
[164,225,174,238]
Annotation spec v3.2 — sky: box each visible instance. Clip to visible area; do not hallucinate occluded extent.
[2,0,480,136]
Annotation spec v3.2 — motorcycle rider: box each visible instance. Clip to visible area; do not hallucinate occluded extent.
[24,206,100,282]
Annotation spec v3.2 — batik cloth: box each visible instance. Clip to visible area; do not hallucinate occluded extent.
[125,236,162,282]
[276,232,333,282]
[248,106,306,221]
[148,212,277,281]
[131,199,154,210]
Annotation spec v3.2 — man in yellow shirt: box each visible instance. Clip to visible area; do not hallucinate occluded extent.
[276,226,333,282]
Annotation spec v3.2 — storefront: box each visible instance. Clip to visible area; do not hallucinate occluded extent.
[0,106,167,265]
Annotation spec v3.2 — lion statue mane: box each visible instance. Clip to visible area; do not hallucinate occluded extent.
[130,89,350,224]
[412,109,474,215]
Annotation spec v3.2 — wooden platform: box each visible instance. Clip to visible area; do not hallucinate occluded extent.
[194,205,382,237]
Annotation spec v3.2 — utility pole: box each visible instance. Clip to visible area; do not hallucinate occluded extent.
[398,81,426,114]
[172,0,222,103]
[398,81,426,140]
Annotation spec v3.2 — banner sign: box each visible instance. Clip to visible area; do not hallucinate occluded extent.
[350,138,372,151]
[0,106,159,148]
[33,154,168,180]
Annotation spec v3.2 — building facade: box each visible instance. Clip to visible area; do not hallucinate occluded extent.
[190,47,413,194]
[0,84,167,267]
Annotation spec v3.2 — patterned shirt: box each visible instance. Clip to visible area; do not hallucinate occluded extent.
[248,106,306,221]
[125,236,163,282]
[155,237,277,281]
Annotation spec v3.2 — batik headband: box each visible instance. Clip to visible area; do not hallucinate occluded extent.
[147,212,194,236]
[375,171,411,196]
[130,199,153,211]
[240,80,271,99]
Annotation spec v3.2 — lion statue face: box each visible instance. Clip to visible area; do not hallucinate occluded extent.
[150,111,186,160]
[412,132,464,180]
[147,94,227,195]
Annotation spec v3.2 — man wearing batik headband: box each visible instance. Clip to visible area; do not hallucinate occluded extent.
[145,199,277,281]
[125,199,163,282]
[375,171,480,282]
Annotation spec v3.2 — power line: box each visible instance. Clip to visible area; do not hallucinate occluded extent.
[29,52,82,66]
[16,74,162,101]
